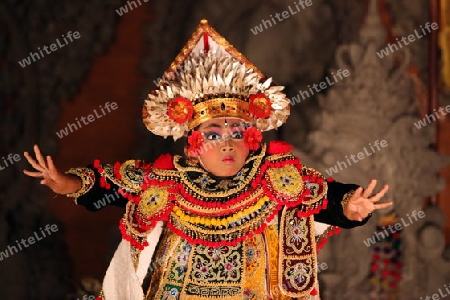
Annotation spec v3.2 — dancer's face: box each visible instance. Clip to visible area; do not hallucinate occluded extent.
[196,118,250,177]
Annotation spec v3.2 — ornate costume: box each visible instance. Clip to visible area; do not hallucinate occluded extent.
[67,20,368,299]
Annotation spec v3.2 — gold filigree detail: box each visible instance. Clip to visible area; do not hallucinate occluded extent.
[102,160,145,193]
[138,186,170,218]
[174,189,265,216]
[173,195,267,226]
[266,164,304,199]
[174,144,266,198]
[166,20,265,80]
[299,166,327,205]
[189,97,250,129]
[169,200,276,243]
[341,190,355,211]
[242,235,268,298]
[279,207,317,297]
[65,168,95,201]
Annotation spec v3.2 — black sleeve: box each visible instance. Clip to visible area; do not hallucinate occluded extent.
[314,181,370,228]
[73,164,128,212]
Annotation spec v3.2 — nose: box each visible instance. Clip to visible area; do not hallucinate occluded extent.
[220,136,234,152]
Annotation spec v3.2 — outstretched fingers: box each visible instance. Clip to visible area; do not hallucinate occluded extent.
[374,201,393,210]
[370,184,389,203]
[351,187,363,199]
[46,155,59,179]
[23,151,44,172]
[34,144,47,168]
[362,179,377,198]
[23,170,44,177]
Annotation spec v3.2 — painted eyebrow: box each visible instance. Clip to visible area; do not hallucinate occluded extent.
[202,123,222,129]
[201,122,244,130]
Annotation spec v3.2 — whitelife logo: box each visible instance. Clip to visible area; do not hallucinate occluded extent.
[250,0,313,35]
[325,140,388,176]
[0,224,59,261]
[56,102,118,139]
[92,190,121,210]
[363,210,425,247]
[18,31,81,68]
[414,105,450,129]
[290,69,350,105]
[376,22,438,58]
[0,153,21,171]
[420,282,450,300]
[116,0,149,16]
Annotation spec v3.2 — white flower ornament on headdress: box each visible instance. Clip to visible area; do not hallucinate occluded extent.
[142,20,291,140]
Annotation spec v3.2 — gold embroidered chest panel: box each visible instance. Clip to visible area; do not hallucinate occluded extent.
[117,145,328,298]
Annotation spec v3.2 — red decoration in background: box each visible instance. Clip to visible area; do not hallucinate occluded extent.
[368,223,403,299]
[243,127,262,150]
[167,97,193,124]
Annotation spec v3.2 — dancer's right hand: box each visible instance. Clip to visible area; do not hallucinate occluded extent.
[23,144,82,195]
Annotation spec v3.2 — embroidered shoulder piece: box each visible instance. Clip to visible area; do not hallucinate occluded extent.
[295,166,328,217]
[262,152,327,213]
[94,159,150,195]
[120,155,179,250]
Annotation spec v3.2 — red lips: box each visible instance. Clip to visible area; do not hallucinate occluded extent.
[222,156,235,162]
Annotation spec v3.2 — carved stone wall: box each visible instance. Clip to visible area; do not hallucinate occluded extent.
[299,0,450,299]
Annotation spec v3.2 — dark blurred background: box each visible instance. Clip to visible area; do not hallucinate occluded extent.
[1,0,450,299]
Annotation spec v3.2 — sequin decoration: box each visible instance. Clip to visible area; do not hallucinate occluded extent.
[266,164,303,199]
[138,186,170,218]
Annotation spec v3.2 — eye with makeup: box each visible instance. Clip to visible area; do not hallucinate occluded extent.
[229,129,244,139]
[202,129,244,141]
[202,130,222,141]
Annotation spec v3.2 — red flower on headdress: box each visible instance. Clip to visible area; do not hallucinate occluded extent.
[249,93,272,118]
[187,131,204,156]
[153,154,175,170]
[243,127,262,151]
[167,96,193,124]
[267,141,293,155]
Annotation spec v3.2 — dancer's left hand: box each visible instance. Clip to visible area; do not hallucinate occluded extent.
[343,179,392,221]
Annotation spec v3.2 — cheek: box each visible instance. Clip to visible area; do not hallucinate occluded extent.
[199,145,220,162]
[236,144,250,160]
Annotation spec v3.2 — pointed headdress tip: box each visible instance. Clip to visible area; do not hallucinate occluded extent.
[143,20,291,140]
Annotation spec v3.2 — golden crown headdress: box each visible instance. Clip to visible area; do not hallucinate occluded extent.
[142,20,291,140]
